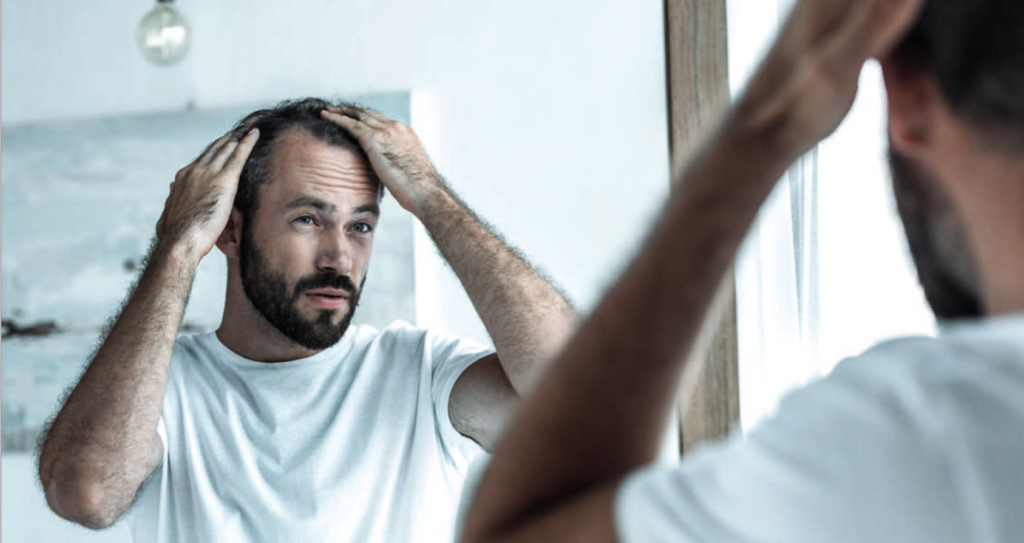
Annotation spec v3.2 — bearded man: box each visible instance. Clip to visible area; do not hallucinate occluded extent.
[38,98,575,543]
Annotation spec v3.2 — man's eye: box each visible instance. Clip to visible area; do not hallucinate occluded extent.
[295,216,316,226]
[351,222,373,234]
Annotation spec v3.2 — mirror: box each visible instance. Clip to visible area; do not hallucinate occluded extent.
[1,1,673,541]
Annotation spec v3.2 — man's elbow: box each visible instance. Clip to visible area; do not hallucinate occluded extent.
[42,469,122,529]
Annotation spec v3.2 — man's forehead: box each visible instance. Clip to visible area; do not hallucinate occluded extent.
[283,195,380,218]
[262,129,382,205]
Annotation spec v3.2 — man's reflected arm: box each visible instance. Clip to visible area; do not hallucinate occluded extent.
[37,130,259,529]
[321,108,577,450]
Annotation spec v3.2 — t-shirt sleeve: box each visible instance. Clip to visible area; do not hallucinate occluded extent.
[427,328,496,469]
[614,355,958,543]
[157,414,169,460]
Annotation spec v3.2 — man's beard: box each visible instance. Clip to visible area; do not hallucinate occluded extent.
[889,147,982,320]
[239,225,365,350]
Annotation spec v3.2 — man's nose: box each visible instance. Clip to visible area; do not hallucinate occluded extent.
[317,227,353,275]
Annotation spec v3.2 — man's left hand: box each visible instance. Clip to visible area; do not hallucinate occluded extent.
[321,106,444,217]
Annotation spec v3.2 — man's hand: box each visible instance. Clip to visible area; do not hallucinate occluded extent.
[156,128,260,263]
[734,0,925,158]
[320,106,443,217]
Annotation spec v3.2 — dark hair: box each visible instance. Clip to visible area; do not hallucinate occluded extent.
[230,97,382,221]
[893,1,1024,146]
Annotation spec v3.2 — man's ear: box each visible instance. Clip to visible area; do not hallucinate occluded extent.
[216,208,244,260]
[880,56,940,155]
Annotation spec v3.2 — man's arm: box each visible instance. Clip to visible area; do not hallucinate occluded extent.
[456,0,926,541]
[322,108,576,449]
[37,129,259,529]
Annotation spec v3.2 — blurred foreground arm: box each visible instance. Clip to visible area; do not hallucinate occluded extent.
[459,0,926,541]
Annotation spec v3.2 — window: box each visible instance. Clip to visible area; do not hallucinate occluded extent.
[729,0,937,431]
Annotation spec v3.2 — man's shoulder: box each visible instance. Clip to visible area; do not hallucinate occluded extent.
[352,320,493,366]
[170,330,217,360]
[834,319,1024,387]
[351,319,423,346]
[354,320,485,348]
[346,320,436,360]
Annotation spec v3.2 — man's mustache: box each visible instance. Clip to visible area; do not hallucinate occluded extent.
[293,273,357,296]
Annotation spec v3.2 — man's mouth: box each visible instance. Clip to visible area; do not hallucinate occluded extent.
[304,289,351,310]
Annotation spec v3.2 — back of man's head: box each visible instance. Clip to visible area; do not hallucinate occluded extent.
[894,1,1024,146]
[230,98,380,222]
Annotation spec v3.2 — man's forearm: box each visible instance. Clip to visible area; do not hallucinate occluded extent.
[416,181,576,394]
[39,240,198,529]
[38,127,256,529]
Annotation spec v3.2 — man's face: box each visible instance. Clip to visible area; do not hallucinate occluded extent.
[888,145,982,320]
[239,130,381,350]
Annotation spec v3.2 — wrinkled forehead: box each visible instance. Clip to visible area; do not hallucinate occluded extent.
[261,129,382,207]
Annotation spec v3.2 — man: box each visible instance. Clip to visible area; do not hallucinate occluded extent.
[37,98,575,542]
[461,0,1024,542]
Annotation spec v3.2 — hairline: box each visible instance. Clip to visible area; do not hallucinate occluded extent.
[243,125,385,221]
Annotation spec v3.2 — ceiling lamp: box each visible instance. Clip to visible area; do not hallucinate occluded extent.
[136,0,191,66]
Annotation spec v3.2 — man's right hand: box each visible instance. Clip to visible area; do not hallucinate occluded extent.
[156,128,260,263]
[730,0,925,161]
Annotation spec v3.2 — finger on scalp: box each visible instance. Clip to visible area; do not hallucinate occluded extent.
[321,109,361,127]
[355,109,393,129]
[861,0,925,59]
[327,104,389,127]
[326,104,365,121]
[224,129,260,173]
[828,0,924,68]
[199,133,235,166]
[209,140,240,172]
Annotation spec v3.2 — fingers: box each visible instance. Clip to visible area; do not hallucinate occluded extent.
[222,128,260,175]
[822,0,926,69]
[320,109,376,141]
[324,105,392,129]
[208,140,240,172]
[197,133,234,167]
[859,0,926,60]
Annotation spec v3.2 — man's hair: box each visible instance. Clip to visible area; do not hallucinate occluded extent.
[893,1,1024,146]
[230,97,381,222]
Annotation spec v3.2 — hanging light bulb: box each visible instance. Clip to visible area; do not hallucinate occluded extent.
[136,0,191,66]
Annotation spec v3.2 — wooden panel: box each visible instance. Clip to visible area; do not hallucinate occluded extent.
[663,0,740,453]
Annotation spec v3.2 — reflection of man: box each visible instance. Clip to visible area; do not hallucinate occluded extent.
[463,0,1024,542]
[38,98,575,542]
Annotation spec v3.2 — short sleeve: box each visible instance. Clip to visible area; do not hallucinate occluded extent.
[614,356,964,543]
[157,414,169,461]
[427,329,496,469]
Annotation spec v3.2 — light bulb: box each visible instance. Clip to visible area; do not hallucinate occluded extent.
[136,0,191,66]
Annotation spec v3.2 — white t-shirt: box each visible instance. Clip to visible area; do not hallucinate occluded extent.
[129,321,493,543]
[616,313,1024,542]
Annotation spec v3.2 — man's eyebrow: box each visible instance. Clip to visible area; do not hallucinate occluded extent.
[285,196,337,213]
[353,203,381,218]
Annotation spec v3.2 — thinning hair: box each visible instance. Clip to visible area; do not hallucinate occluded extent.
[230,97,383,221]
